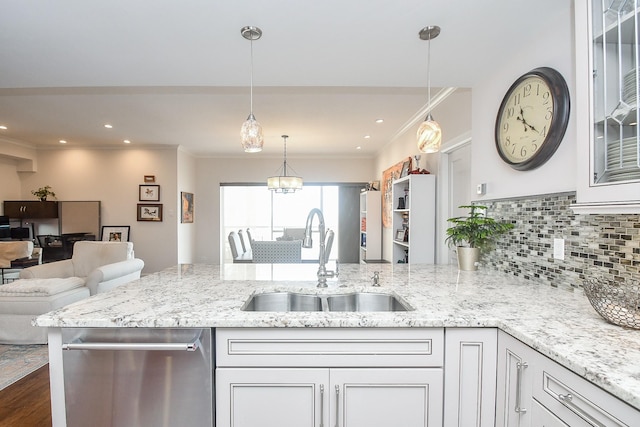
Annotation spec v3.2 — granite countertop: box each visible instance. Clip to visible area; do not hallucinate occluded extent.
[36,262,640,410]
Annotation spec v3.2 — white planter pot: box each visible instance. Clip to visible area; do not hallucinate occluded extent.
[456,247,480,271]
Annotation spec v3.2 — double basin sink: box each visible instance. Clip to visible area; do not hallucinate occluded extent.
[242,291,412,312]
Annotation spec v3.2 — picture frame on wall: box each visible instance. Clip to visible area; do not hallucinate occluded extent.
[143,175,156,183]
[101,225,130,242]
[181,192,194,223]
[137,204,163,221]
[139,185,160,201]
[400,160,411,178]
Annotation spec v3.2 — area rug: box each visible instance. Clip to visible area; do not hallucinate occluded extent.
[0,344,48,391]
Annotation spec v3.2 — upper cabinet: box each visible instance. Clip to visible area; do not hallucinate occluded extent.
[3,201,59,219]
[573,0,640,213]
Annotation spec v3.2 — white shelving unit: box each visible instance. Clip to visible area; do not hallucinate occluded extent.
[391,174,436,264]
[359,191,382,263]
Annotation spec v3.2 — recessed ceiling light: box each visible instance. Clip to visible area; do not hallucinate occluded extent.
[123,140,131,144]
[356,146,362,150]
[0,125,7,130]
[364,135,371,139]
[59,140,67,144]
[375,119,384,123]
[104,124,113,129]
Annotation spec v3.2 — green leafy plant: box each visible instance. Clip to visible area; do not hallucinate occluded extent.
[445,205,514,253]
[31,185,56,201]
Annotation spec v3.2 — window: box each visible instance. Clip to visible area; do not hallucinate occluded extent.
[221,185,340,263]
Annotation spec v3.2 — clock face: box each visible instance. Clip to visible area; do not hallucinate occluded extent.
[495,67,570,171]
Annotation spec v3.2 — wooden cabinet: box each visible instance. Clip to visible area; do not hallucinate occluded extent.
[215,328,444,427]
[573,0,640,213]
[496,330,640,427]
[444,328,497,427]
[3,200,58,219]
[391,175,435,264]
[359,191,381,263]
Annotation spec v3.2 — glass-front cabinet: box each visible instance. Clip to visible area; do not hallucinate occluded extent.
[574,0,640,213]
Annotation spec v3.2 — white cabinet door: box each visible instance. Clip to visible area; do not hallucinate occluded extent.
[496,331,534,427]
[330,368,443,427]
[444,328,497,427]
[530,399,570,427]
[216,368,328,427]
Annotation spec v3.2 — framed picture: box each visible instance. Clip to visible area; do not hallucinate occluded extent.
[144,175,156,183]
[137,203,163,221]
[181,192,194,223]
[396,229,406,241]
[400,160,411,178]
[101,225,130,242]
[139,185,160,201]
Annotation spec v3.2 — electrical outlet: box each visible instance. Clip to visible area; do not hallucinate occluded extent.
[553,238,565,260]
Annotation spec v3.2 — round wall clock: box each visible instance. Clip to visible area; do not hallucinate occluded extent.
[495,67,570,171]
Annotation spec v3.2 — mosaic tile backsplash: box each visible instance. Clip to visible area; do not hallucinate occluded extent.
[482,192,640,288]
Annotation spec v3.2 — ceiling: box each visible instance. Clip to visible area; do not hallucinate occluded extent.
[0,0,565,158]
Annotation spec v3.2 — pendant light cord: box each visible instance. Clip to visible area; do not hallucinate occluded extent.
[427,34,432,107]
[282,136,288,176]
[250,37,254,114]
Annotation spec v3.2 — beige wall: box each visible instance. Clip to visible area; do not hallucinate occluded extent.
[177,148,197,264]
[4,147,179,274]
[0,157,21,206]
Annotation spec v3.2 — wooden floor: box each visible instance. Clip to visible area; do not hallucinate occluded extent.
[0,364,52,427]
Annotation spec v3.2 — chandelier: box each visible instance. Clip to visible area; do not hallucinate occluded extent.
[416,25,442,153]
[267,135,303,193]
[240,26,264,153]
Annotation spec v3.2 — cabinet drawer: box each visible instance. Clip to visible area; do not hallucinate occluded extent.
[532,353,639,426]
[216,328,444,367]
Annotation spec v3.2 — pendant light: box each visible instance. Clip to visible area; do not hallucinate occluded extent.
[267,135,303,193]
[416,25,442,153]
[240,26,264,153]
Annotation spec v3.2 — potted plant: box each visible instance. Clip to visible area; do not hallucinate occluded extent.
[445,204,514,271]
[31,185,56,201]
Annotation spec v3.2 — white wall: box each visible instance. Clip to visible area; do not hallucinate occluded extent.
[177,147,196,264]
[195,155,376,264]
[470,3,576,200]
[13,147,178,274]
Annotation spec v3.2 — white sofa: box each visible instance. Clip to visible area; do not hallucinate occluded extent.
[19,241,144,295]
[0,241,144,344]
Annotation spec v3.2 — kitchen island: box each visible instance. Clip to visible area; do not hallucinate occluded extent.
[37,263,640,425]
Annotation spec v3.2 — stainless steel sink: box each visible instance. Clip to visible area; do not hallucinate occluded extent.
[241,292,323,312]
[326,292,411,312]
[242,291,412,312]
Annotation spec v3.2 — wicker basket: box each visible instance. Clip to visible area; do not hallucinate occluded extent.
[583,279,640,329]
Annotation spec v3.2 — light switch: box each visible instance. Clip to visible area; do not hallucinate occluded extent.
[476,183,486,196]
[553,238,565,260]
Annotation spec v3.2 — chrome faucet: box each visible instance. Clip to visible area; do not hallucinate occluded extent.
[303,208,338,287]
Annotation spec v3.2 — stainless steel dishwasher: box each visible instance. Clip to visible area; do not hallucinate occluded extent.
[61,328,213,427]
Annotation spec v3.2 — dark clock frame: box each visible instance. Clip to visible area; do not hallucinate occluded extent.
[494,67,571,171]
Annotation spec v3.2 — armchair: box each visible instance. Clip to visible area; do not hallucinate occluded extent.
[19,241,144,295]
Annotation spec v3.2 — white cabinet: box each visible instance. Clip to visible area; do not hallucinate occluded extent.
[216,367,442,427]
[215,328,444,427]
[496,330,534,427]
[359,191,382,263]
[443,328,497,427]
[573,0,640,213]
[391,175,436,264]
[496,330,640,427]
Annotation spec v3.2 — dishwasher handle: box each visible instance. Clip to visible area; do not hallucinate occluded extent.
[62,331,202,352]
